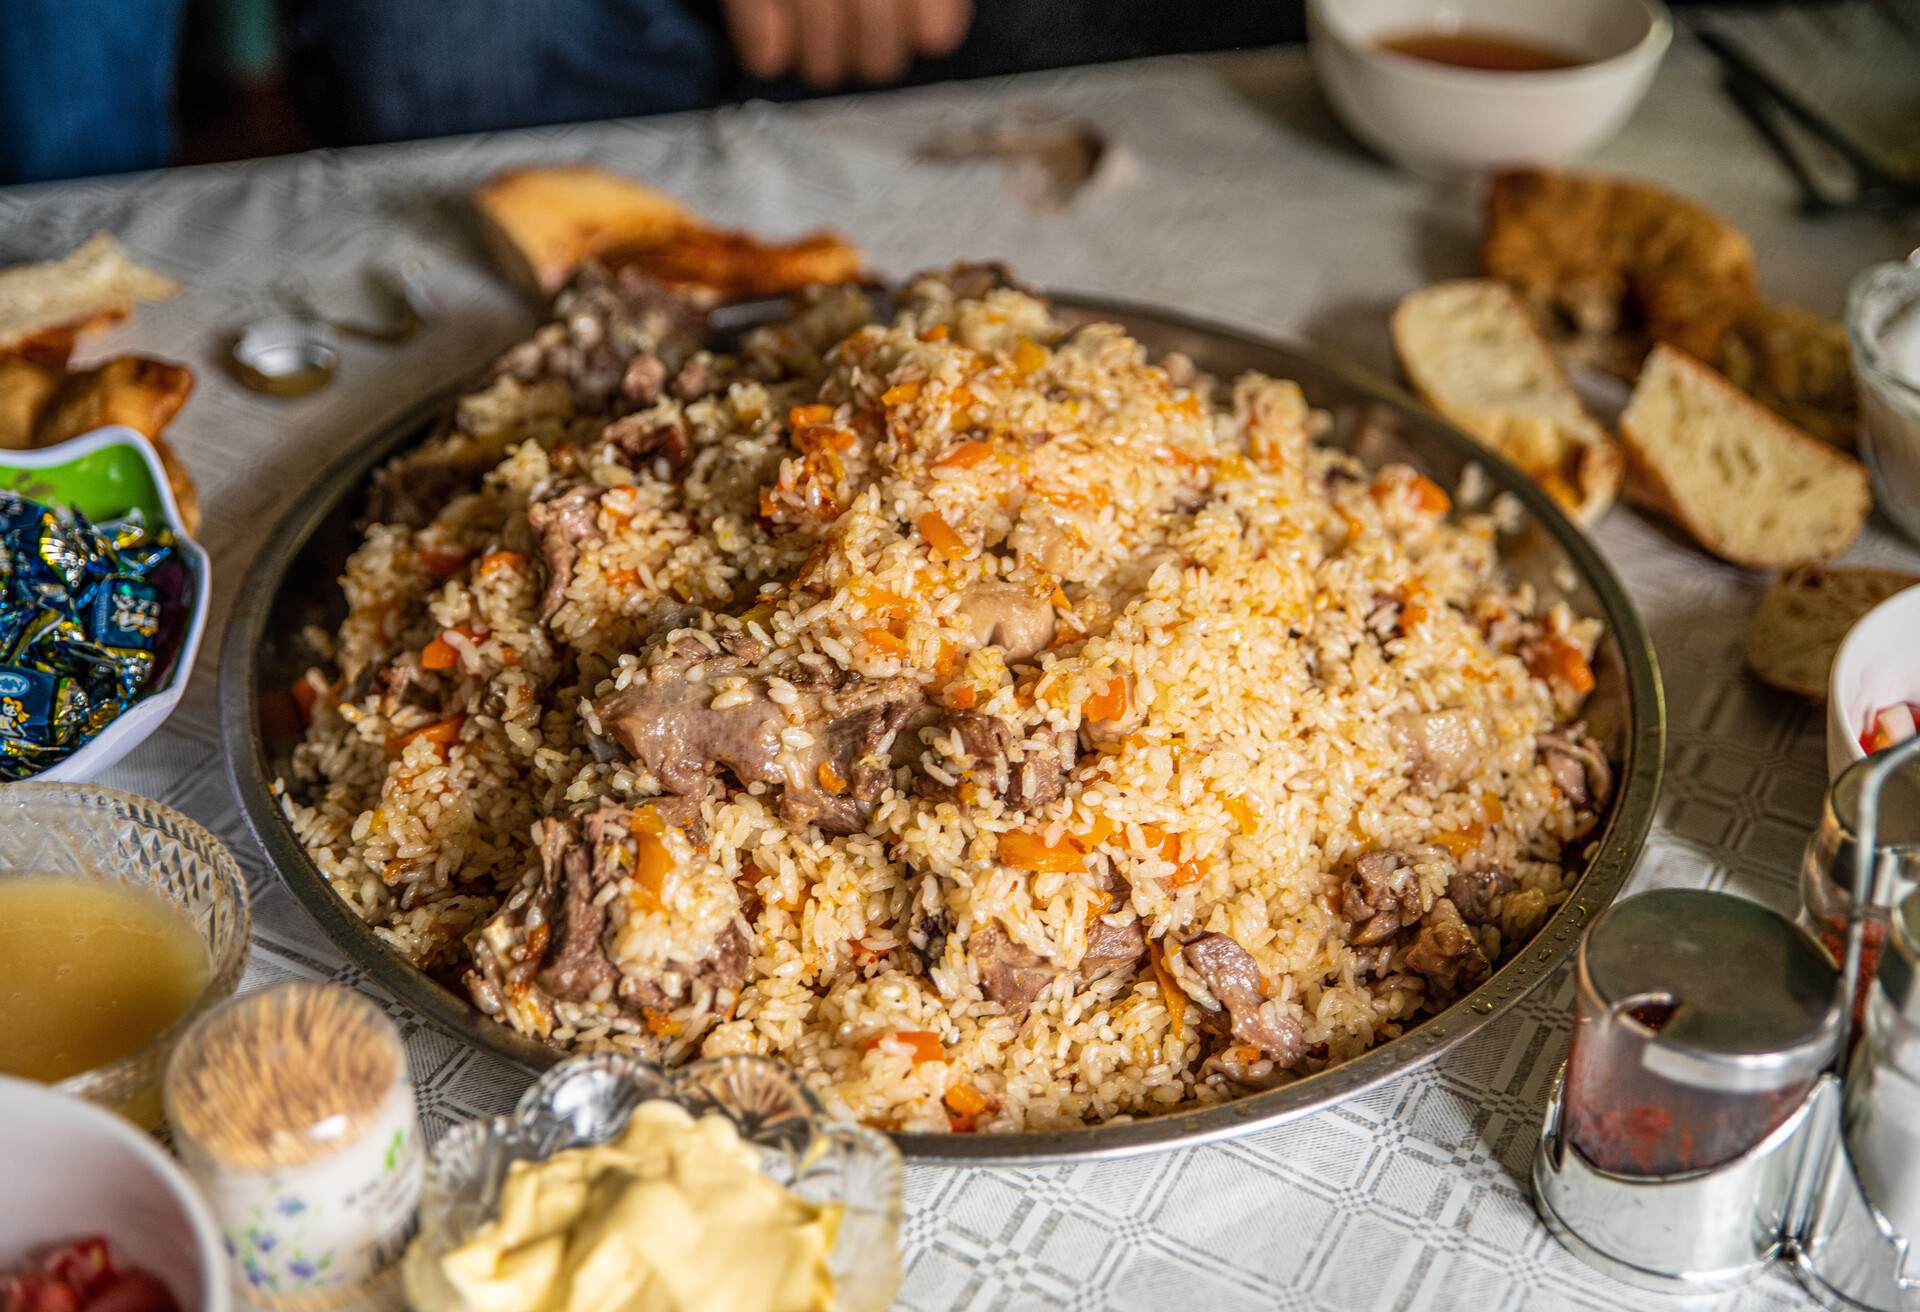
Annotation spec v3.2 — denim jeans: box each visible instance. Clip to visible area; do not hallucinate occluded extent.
[282,0,724,146]
[0,0,187,183]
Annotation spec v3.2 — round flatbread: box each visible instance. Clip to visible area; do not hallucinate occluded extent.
[1745,566,1920,699]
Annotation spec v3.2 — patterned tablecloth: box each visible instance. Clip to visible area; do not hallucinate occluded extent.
[7,34,1920,1312]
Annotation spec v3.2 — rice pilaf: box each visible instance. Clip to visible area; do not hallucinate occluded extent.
[278,263,1611,1133]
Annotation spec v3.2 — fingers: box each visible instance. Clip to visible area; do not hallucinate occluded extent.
[796,0,851,88]
[852,0,911,84]
[723,0,797,79]
[910,0,971,57]
[733,0,969,86]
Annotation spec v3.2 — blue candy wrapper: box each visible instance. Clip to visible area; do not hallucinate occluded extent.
[0,492,178,778]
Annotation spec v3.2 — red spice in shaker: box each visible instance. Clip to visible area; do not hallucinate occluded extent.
[1558,891,1840,1178]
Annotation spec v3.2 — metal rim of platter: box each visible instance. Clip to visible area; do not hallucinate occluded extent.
[219,291,1666,1164]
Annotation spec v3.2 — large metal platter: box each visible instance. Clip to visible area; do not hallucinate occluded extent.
[221,293,1664,1164]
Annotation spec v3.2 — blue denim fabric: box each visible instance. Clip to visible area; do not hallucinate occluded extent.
[0,0,187,183]
[283,0,724,146]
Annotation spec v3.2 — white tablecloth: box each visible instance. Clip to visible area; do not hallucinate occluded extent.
[7,36,1920,1311]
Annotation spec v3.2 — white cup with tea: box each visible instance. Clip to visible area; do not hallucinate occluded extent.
[1306,0,1672,174]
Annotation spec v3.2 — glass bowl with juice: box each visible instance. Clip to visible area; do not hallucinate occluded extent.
[0,784,251,1125]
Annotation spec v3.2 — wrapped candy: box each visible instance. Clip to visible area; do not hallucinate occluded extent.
[0,490,178,779]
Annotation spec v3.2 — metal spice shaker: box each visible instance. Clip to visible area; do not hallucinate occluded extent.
[1802,754,1920,1019]
[1798,885,1920,1311]
[164,982,422,1309]
[1534,889,1841,1293]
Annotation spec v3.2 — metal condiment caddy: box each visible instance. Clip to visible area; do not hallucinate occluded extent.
[1532,737,1920,1308]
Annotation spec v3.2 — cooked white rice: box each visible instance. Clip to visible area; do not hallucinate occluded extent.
[278,267,1607,1134]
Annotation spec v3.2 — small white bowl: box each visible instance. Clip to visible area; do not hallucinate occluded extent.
[1307,0,1672,175]
[1827,583,1920,779]
[0,1075,229,1312]
[0,426,210,781]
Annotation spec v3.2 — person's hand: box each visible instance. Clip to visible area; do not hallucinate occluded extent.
[722,0,972,88]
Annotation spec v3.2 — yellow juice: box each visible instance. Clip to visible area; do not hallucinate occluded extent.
[0,876,209,1089]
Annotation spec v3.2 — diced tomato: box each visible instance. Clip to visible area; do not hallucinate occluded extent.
[1867,703,1920,753]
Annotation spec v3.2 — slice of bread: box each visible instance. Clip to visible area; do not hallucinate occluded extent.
[472,164,697,296]
[1391,279,1622,525]
[1481,169,1757,378]
[0,233,179,354]
[1715,299,1857,450]
[1620,344,1870,569]
[1746,565,1919,698]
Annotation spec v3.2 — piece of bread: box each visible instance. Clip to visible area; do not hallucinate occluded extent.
[0,357,62,449]
[472,164,697,296]
[1619,345,1869,569]
[0,233,179,355]
[1391,279,1622,525]
[1746,566,1920,698]
[1482,169,1757,379]
[1715,299,1857,450]
[34,356,199,533]
[602,226,865,299]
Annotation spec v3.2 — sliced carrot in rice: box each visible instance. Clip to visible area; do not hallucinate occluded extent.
[1084,675,1128,723]
[933,440,994,470]
[863,627,908,657]
[998,831,1087,874]
[1149,941,1187,1036]
[861,1030,945,1063]
[917,509,968,560]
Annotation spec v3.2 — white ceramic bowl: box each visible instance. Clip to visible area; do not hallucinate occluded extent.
[0,426,210,781]
[0,1075,229,1312]
[1848,255,1920,547]
[1827,583,1920,779]
[1307,0,1671,174]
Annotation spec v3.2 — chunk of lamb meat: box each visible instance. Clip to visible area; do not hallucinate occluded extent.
[1403,897,1491,996]
[527,485,602,623]
[1539,731,1614,828]
[465,800,743,1022]
[1394,708,1491,793]
[1181,933,1304,1067]
[1079,914,1146,982]
[594,632,924,835]
[1447,865,1506,926]
[954,581,1056,663]
[488,263,710,413]
[970,927,1058,1012]
[621,921,749,1016]
[1341,850,1430,946]
[604,413,691,474]
[918,712,1075,812]
[368,432,510,528]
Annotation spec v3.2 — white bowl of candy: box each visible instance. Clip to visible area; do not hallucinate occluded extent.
[1829,582,1920,778]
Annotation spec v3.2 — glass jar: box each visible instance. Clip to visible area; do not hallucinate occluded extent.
[1800,753,1920,1021]
[164,982,422,1308]
[1562,890,1840,1176]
